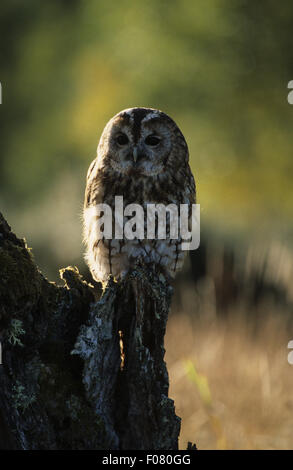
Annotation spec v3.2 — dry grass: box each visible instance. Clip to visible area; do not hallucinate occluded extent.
[165,304,293,450]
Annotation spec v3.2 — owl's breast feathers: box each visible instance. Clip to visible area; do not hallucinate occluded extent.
[85,159,195,209]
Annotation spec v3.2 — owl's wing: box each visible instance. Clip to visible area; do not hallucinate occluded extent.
[84,158,98,208]
[182,164,196,233]
[188,167,196,205]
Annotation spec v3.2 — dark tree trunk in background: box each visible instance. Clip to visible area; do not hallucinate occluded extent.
[0,212,181,450]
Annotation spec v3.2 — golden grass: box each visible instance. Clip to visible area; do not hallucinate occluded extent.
[165,307,293,450]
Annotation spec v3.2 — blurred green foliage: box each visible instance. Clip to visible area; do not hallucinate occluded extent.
[1,0,293,278]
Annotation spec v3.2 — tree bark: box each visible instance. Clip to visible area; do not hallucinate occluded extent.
[0,212,181,450]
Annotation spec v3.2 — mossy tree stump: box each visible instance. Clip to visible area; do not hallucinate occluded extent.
[0,212,180,450]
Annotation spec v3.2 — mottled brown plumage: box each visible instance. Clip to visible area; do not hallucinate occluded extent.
[83,107,196,283]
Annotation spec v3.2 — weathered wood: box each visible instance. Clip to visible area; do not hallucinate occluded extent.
[0,212,180,450]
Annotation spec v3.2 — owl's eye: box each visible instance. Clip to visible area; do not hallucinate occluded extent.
[145,135,161,146]
[116,133,129,146]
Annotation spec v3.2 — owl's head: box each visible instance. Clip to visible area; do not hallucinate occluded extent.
[97,107,189,176]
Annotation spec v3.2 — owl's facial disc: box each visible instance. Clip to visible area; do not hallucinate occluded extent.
[100,108,173,176]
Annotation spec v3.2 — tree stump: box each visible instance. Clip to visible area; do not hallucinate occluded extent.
[0,212,180,450]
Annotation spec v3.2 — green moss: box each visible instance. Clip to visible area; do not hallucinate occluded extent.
[0,249,17,280]
[0,242,42,329]
[0,245,41,295]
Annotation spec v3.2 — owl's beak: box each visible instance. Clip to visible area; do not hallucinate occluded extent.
[133,147,138,163]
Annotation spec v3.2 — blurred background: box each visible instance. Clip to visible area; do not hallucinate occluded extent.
[1,0,293,449]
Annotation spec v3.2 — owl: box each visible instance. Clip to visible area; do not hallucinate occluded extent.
[83,107,196,283]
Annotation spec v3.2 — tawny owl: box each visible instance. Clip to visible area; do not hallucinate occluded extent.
[83,107,196,283]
